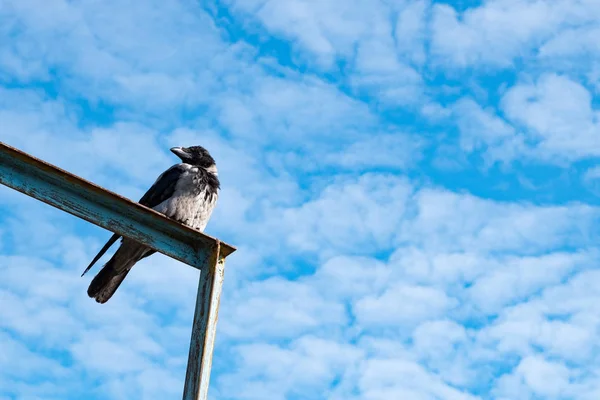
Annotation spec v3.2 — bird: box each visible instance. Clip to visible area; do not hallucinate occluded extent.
[82,145,220,304]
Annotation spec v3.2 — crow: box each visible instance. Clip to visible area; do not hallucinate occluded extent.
[82,146,220,303]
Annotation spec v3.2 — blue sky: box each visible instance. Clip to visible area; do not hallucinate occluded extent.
[1,0,600,399]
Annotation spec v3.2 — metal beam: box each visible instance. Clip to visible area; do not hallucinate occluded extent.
[0,141,236,400]
[183,241,226,400]
[0,142,235,268]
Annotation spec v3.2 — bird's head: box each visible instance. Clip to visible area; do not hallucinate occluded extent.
[170,146,216,170]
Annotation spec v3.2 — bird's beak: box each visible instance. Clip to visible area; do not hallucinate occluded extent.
[170,147,189,160]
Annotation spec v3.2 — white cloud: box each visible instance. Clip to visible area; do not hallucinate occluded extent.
[278,174,412,254]
[349,15,423,105]
[451,74,600,164]
[224,0,375,65]
[585,166,600,181]
[412,320,474,386]
[467,252,592,314]
[213,73,377,145]
[355,283,458,328]
[324,133,422,170]
[216,336,363,400]
[495,355,572,398]
[540,26,600,59]
[430,0,600,68]
[395,0,428,66]
[398,188,598,254]
[431,1,558,67]
[356,358,479,400]
[501,74,600,161]
[219,277,347,340]
[312,255,391,300]
[0,0,231,111]
[0,88,171,190]
[224,0,428,104]
[451,97,525,163]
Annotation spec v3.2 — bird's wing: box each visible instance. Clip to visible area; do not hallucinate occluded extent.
[138,164,187,208]
[81,164,187,276]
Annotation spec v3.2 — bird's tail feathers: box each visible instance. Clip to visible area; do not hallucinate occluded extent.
[82,233,121,277]
[87,258,132,304]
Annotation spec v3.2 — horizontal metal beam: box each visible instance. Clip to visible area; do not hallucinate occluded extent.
[0,142,235,268]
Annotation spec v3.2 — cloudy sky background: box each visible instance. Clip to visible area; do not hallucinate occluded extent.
[1,0,600,399]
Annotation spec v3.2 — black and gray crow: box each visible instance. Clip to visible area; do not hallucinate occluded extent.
[82,146,220,303]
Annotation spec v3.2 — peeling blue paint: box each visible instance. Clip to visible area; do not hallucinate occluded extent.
[0,142,235,269]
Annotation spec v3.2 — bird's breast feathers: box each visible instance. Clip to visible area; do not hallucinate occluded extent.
[153,165,219,231]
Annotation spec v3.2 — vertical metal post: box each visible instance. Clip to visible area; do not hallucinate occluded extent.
[183,241,225,400]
